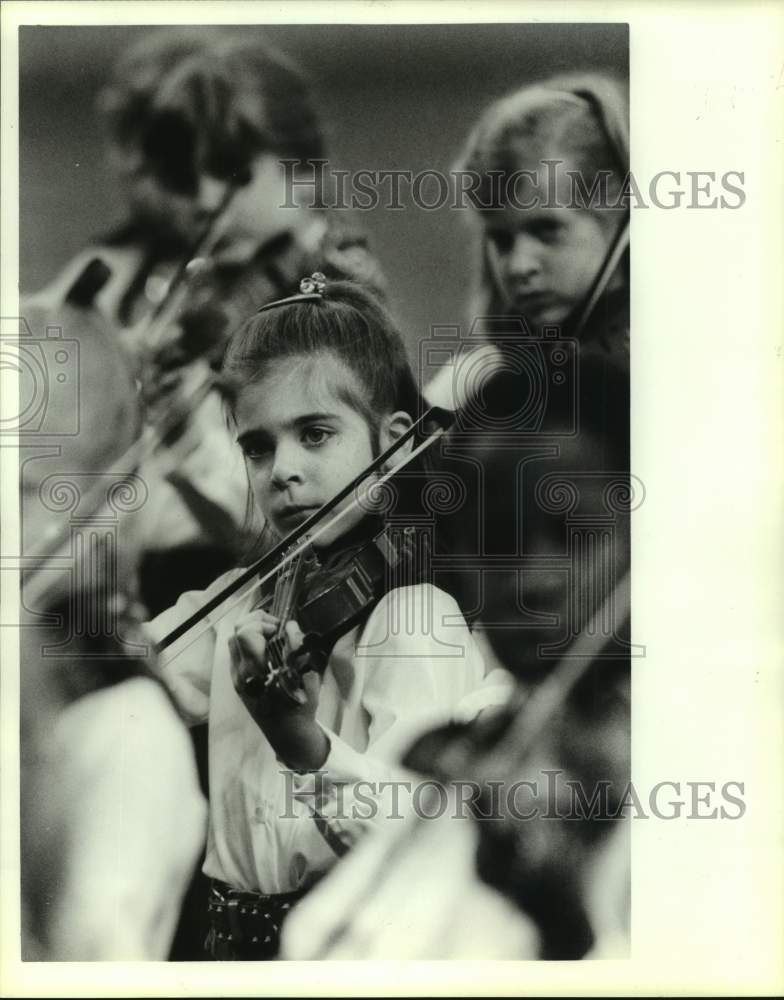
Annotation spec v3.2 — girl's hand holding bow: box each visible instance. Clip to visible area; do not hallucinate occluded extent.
[228,610,330,772]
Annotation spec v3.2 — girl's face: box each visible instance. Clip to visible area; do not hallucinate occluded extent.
[234,352,409,547]
[481,158,624,326]
[138,153,320,261]
[197,155,322,266]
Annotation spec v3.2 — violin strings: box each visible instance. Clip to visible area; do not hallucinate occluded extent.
[273,544,308,688]
[252,543,309,689]
[156,426,446,668]
[267,554,292,677]
[155,406,445,653]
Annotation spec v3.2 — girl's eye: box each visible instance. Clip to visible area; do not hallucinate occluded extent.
[302,427,332,447]
[531,219,562,242]
[487,229,514,254]
[241,438,272,461]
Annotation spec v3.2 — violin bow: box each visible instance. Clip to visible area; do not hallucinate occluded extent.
[308,213,633,956]
[126,177,245,358]
[572,214,630,336]
[310,569,631,958]
[155,207,631,659]
[154,405,454,660]
[484,211,630,341]
[20,181,250,608]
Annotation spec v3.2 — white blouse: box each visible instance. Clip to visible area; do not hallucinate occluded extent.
[146,571,489,894]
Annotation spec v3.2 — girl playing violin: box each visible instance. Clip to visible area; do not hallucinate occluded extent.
[29,28,386,618]
[465,75,628,318]
[145,276,487,960]
[426,72,629,412]
[288,75,633,961]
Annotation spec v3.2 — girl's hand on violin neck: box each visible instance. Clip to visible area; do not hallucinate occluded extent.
[228,613,329,773]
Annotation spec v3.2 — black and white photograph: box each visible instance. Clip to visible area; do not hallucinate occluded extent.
[1,2,782,996]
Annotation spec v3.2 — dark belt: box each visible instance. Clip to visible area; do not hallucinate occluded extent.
[205,879,314,960]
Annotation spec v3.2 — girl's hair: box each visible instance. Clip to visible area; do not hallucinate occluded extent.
[461,72,628,213]
[459,73,629,320]
[221,280,430,563]
[99,28,323,243]
[221,280,426,446]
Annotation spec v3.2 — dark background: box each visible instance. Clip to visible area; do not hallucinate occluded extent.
[20,22,627,367]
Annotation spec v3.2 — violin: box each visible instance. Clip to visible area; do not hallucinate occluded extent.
[19,185,243,600]
[296,569,631,961]
[153,206,630,656]
[271,213,633,960]
[17,277,212,961]
[155,404,454,673]
[22,176,391,630]
[241,521,427,703]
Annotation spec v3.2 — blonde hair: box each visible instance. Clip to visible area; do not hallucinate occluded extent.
[461,73,627,199]
[460,73,629,316]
